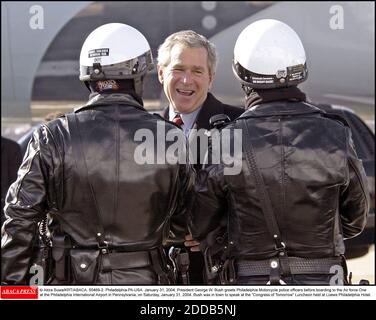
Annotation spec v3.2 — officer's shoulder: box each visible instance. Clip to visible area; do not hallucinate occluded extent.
[41,113,68,136]
[323,114,351,131]
[222,103,244,119]
[311,104,350,128]
[322,112,350,128]
[219,119,238,131]
[208,93,243,118]
[45,113,66,125]
[222,103,243,113]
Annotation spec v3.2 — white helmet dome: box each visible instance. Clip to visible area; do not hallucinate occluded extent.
[233,19,307,89]
[79,23,153,81]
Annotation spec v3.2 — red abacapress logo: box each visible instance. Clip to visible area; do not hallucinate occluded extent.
[1,286,38,299]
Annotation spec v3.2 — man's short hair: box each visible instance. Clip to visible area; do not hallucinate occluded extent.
[157,30,218,77]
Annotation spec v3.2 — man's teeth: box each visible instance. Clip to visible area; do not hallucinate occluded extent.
[177,89,194,96]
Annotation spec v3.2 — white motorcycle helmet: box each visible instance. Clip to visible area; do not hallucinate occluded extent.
[233,19,307,90]
[79,23,154,95]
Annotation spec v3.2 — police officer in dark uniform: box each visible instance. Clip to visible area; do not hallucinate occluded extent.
[1,23,192,285]
[190,19,369,285]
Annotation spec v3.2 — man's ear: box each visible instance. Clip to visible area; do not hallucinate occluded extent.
[157,65,164,84]
[208,72,215,90]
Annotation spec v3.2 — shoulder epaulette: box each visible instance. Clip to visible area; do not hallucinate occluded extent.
[320,112,350,127]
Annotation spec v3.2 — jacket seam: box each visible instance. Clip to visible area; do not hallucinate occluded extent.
[44,123,64,210]
[13,150,40,204]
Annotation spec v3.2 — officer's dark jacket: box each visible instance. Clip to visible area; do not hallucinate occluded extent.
[1,93,193,285]
[191,101,369,261]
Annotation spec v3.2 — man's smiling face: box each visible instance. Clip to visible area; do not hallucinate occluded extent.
[158,44,213,114]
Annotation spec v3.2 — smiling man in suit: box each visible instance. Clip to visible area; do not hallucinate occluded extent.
[157,30,243,284]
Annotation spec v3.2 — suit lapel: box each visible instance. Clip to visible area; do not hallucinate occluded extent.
[195,93,224,130]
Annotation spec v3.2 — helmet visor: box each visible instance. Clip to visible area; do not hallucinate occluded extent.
[80,50,153,81]
[233,59,307,89]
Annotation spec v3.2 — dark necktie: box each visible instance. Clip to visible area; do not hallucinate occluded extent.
[172,114,183,126]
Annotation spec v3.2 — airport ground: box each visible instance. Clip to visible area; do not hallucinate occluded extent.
[2,99,374,140]
[347,245,375,285]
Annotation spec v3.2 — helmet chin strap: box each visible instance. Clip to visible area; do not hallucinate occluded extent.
[133,76,144,97]
[84,81,91,92]
[241,84,253,96]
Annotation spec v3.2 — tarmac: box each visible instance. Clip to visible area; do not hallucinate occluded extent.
[347,245,375,285]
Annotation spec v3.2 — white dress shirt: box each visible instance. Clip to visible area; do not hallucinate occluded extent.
[169,105,203,137]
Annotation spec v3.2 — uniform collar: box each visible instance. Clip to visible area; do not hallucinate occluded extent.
[239,101,323,119]
[168,104,203,125]
[75,93,144,112]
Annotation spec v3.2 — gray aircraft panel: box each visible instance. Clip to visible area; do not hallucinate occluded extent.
[1,1,374,136]
[1,1,91,120]
[210,1,375,114]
